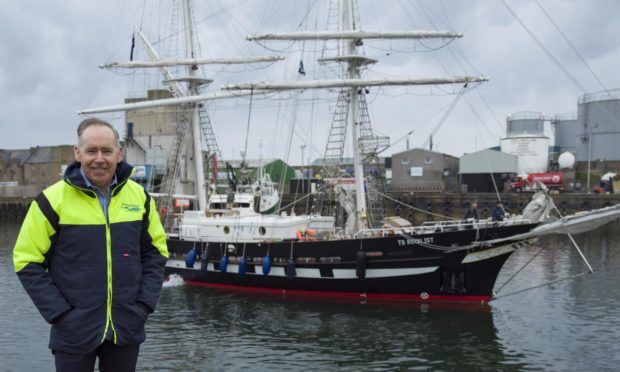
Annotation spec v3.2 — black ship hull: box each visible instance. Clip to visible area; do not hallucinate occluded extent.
[164,223,538,303]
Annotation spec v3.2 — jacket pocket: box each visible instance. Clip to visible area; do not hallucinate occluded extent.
[50,305,106,354]
[112,302,148,346]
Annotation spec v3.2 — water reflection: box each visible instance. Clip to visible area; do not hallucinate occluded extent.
[142,285,524,371]
[492,221,620,371]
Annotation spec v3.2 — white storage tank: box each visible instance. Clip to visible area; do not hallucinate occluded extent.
[501,112,550,175]
[500,135,550,175]
[506,111,544,136]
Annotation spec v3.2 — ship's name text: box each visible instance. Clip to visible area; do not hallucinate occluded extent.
[397,237,434,246]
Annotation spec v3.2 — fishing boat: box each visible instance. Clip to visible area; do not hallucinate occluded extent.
[82,0,620,303]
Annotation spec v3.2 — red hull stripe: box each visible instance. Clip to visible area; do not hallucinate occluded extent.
[183,279,491,304]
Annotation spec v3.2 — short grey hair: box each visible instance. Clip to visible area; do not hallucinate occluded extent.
[77,118,121,147]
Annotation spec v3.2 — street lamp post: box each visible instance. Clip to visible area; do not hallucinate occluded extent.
[586,124,597,192]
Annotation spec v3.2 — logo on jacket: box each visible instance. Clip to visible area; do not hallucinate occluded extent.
[121,203,142,213]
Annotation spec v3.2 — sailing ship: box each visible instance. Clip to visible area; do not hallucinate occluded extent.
[82,0,620,304]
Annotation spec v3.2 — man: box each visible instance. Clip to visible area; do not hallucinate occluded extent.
[462,201,479,221]
[13,118,168,371]
[491,200,507,222]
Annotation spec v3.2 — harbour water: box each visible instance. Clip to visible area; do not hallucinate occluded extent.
[1,221,619,371]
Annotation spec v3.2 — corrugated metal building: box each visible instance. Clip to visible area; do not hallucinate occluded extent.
[459,149,517,192]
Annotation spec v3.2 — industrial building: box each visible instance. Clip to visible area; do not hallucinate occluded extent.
[123,89,201,194]
[391,148,458,193]
[459,149,518,193]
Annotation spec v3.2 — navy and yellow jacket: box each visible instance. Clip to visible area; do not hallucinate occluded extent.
[13,161,168,354]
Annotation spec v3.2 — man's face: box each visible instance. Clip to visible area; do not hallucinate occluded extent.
[73,125,123,189]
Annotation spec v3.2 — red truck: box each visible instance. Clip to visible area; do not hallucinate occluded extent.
[510,172,564,193]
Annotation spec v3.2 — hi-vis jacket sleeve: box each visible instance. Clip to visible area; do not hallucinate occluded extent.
[13,193,72,324]
[137,193,169,312]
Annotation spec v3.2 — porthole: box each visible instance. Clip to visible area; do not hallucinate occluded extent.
[259,226,266,235]
[223,226,230,234]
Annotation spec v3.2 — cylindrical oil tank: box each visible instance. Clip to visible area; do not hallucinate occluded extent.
[552,112,578,153]
[506,111,545,136]
[575,90,620,161]
[500,135,550,175]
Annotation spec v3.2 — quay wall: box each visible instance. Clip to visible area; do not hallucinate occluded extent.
[0,186,38,222]
[3,191,620,226]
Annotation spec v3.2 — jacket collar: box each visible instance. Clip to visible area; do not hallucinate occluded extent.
[64,160,133,195]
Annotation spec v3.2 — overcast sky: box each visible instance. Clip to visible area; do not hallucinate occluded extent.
[2,0,619,165]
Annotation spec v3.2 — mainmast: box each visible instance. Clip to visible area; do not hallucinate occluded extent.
[343,0,368,230]
[181,0,208,212]
[225,0,488,232]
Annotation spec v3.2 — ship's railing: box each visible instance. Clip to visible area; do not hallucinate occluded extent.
[354,217,534,237]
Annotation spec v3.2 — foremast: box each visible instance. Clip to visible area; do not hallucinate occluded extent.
[79,0,281,221]
[224,0,488,233]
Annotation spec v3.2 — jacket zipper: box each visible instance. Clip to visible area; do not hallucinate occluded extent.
[103,181,126,344]
[66,179,125,344]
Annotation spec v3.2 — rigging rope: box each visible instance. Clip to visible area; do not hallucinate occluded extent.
[480,137,503,203]
[499,0,587,93]
[493,232,620,301]
[494,244,546,295]
[376,190,458,220]
[242,88,254,164]
[420,84,467,150]
[533,0,608,92]
[493,271,590,301]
